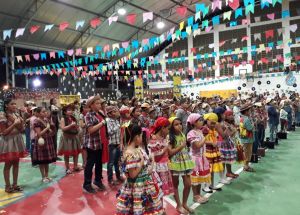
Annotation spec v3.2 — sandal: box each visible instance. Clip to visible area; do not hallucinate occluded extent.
[5,185,14,193]
[193,196,209,204]
[183,205,194,214]
[226,173,237,178]
[209,186,222,191]
[66,169,73,175]
[12,185,23,192]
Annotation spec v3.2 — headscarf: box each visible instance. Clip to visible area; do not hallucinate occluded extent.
[204,113,218,122]
[150,117,170,135]
[224,110,233,117]
[187,113,202,125]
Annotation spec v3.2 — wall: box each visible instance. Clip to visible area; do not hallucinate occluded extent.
[180,72,300,99]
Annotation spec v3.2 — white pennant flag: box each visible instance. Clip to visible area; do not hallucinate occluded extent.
[143,12,153,23]
[108,16,118,25]
[44,24,54,32]
[76,20,85,30]
[15,28,25,37]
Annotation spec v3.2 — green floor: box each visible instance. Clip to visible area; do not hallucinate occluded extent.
[190,128,300,215]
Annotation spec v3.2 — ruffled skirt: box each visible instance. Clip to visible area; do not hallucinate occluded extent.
[58,134,82,156]
[0,134,28,162]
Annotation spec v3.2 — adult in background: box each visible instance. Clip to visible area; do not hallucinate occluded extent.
[23,101,34,152]
[83,96,106,193]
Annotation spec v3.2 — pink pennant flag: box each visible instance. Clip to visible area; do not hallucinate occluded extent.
[143,12,153,23]
[49,52,56,59]
[67,49,74,56]
[30,25,40,34]
[15,28,25,37]
[33,53,40,60]
[25,55,30,62]
[267,13,275,20]
[242,19,250,25]
[90,17,101,28]
[228,0,240,10]
[126,14,137,25]
[176,6,187,17]
[142,38,149,45]
[59,22,69,31]
[205,26,212,32]
[241,36,249,41]
[220,40,226,47]
[103,44,110,52]
[75,48,82,56]
[122,41,129,48]
[108,16,118,25]
[212,0,222,11]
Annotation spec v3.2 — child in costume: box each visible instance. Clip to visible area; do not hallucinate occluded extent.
[186,113,210,204]
[168,117,195,215]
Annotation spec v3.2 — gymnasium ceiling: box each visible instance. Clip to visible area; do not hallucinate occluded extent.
[0,0,215,52]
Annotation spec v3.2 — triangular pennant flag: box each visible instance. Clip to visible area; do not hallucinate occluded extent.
[254,33,261,41]
[59,22,69,31]
[90,17,101,28]
[244,0,254,5]
[267,13,275,20]
[126,14,137,25]
[176,6,187,17]
[223,11,232,20]
[228,0,240,10]
[75,20,85,30]
[261,0,270,9]
[143,12,153,23]
[272,0,282,7]
[205,26,212,33]
[44,24,54,32]
[3,29,12,40]
[265,29,274,39]
[16,56,23,63]
[212,0,222,11]
[67,49,74,56]
[290,24,298,33]
[245,4,254,15]
[235,8,243,19]
[242,19,250,25]
[179,21,185,30]
[15,28,25,37]
[108,16,118,25]
[49,52,56,59]
[195,11,201,21]
[254,17,261,22]
[195,3,206,13]
[212,15,220,26]
[30,25,40,34]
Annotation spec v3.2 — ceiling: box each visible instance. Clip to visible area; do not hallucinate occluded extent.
[0,0,214,52]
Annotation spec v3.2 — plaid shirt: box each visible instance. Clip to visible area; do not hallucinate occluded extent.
[106,118,121,145]
[84,111,102,150]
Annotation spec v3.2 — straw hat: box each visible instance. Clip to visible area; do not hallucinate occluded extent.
[86,95,101,108]
[240,103,253,112]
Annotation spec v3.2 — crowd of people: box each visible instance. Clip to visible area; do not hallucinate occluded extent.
[0,91,300,214]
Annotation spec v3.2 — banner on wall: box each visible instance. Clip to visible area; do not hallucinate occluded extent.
[134,78,144,99]
[59,95,80,106]
[173,76,182,98]
[200,89,237,99]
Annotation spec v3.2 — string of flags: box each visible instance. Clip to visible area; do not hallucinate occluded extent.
[1,0,289,65]
[13,33,299,75]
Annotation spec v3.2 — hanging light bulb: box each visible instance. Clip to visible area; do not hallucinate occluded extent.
[118,8,126,15]
[157,21,165,29]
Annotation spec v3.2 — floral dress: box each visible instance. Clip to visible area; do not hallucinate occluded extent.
[187,129,211,185]
[168,133,195,176]
[116,147,164,215]
[148,137,174,195]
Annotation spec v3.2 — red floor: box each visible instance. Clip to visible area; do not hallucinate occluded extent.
[2,168,177,215]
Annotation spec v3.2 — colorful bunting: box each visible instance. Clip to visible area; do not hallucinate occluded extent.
[108,16,118,25]
[30,25,40,34]
[245,4,254,15]
[235,8,243,19]
[229,0,240,10]
[59,22,69,31]
[15,28,25,37]
[212,0,222,11]
[90,18,101,28]
[176,6,187,17]
[75,20,85,30]
[290,24,298,33]
[44,24,54,32]
[126,14,137,25]
[265,29,274,39]
[267,13,275,20]
[143,12,153,23]
[3,29,12,40]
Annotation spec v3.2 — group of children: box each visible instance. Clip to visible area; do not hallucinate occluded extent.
[1,92,299,215]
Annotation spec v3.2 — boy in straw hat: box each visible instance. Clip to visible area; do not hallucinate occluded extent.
[239,104,255,172]
[83,95,107,193]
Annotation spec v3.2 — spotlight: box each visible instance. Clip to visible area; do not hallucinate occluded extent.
[157,21,165,29]
[118,8,126,15]
[3,85,9,90]
[33,79,41,88]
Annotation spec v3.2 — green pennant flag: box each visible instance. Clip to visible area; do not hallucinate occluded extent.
[272,0,282,6]
[245,4,254,15]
